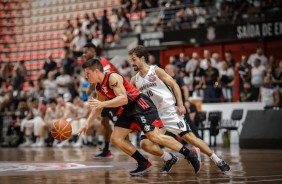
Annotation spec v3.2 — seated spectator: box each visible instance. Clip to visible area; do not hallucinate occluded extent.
[42,53,57,79]
[43,72,58,101]
[70,97,91,147]
[71,31,87,58]
[19,97,45,147]
[56,68,72,96]
[239,81,253,102]
[271,60,282,92]
[258,76,281,109]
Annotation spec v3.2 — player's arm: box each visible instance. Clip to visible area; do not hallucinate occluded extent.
[130,75,136,86]
[103,73,128,107]
[88,74,128,109]
[155,67,185,115]
[78,91,104,135]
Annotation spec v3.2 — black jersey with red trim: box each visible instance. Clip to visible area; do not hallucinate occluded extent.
[100,57,116,73]
[96,72,141,108]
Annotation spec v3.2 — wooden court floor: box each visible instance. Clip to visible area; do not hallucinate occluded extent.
[0,145,282,184]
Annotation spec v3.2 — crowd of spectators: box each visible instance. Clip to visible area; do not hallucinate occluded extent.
[153,0,282,31]
[63,8,133,57]
[168,46,282,108]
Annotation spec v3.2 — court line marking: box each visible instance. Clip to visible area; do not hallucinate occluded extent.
[231,179,282,183]
[138,175,282,184]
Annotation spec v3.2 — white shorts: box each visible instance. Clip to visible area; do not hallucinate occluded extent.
[158,107,191,136]
[141,106,191,137]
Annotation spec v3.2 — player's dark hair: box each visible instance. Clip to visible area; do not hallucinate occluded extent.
[82,58,104,72]
[83,43,97,51]
[128,45,149,64]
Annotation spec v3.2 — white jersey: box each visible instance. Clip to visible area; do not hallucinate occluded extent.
[135,65,176,113]
[136,65,191,135]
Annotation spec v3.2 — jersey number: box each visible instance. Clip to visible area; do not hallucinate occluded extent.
[146,90,153,97]
[177,121,185,129]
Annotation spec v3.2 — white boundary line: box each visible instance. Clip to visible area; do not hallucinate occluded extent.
[137,175,282,184]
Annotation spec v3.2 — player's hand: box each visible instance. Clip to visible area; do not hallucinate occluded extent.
[177,104,186,116]
[77,123,90,136]
[88,98,104,109]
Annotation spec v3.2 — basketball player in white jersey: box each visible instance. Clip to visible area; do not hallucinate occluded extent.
[129,45,230,173]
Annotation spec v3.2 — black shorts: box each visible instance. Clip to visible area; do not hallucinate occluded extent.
[115,94,163,133]
[101,107,121,123]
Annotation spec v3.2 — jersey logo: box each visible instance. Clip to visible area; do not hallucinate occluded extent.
[101,87,108,93]
[148,73,156,82]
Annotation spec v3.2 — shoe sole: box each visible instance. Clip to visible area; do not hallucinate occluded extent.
[94,155,113,159]
[160,157,179,174]
[129,165,153,176]
[190,148,201,174]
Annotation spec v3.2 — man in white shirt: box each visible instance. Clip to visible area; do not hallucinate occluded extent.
[56,67,72,96]
[248,46,268,67]
[200,50,216,70]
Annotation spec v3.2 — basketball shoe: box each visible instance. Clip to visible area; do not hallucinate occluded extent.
[95,149,112,158]
[130,161,152,176]
[186,148,201,174]
[216,160,230,172]
[160,153,179,173]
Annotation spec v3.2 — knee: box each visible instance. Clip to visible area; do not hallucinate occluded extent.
[110,134,121,147]
[146,133,162,145]
[140,140,149,151]
[184,134,197,145]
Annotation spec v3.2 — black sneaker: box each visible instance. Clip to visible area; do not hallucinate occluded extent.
[130,161,152,176]
[160,153,179,174]
[217,160,230,173]
[186,150,201,174]
[95,149,112,158]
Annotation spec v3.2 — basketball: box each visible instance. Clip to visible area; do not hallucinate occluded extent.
[51,119,72,141]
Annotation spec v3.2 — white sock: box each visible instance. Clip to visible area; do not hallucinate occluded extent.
[39,137,45,143]
[98,135,104,142]
[161,151,172,161]
[87,136,93,142]
[210,153,221,164]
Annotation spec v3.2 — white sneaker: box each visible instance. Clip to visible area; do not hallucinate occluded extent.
[19,141,32,148]
[36,142,46,147]
[72,142,83,148]
[56,141,69,148]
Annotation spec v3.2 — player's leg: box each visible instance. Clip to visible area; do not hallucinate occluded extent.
[135,94,200,174]
[112,115,152,176]
[140,133,178,174]
[181,132,230,172]
[95,108,115,157]
[144,127,200,173]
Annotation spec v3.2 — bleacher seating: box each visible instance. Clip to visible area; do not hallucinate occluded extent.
[0,0,146,83]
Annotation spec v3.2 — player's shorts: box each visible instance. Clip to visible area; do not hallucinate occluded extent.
[115,94,163,133]
[140,106,191,140]
[101,107,121,123]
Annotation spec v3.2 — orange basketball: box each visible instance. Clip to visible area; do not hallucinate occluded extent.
[51,119,72,141]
